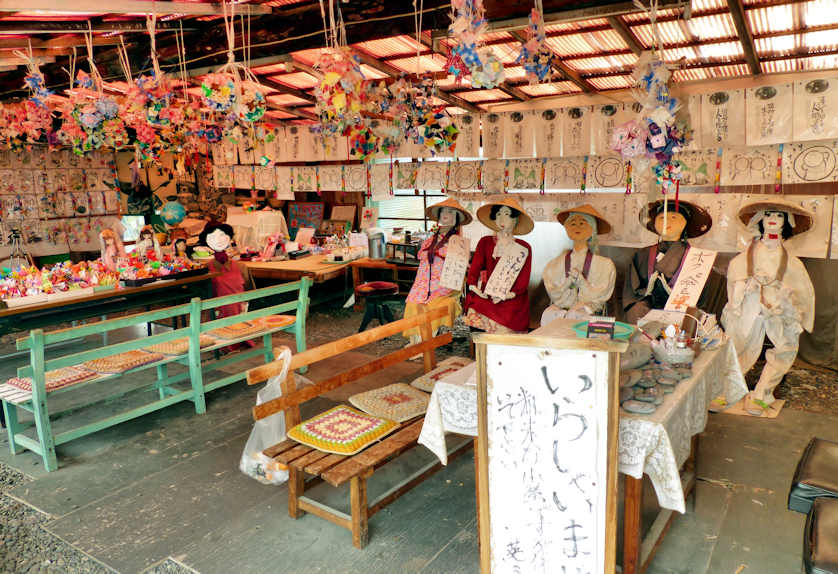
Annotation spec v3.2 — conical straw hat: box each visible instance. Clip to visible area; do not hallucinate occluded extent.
[476,195,534,235]
[556,204,612,235]
[425,197,473,226]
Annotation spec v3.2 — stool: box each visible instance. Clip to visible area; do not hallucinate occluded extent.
[789,437,838,514]
[355,281,399,332]
[804,497,838,574]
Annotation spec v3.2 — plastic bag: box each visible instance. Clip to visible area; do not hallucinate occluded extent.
[239,346,299,485]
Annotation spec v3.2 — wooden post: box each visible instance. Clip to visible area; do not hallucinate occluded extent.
[287,466,305,519]
[187,298,207,414]
[475,342,491,573]
[350,474,370,549]
[623,474,644,574]
[2,400,21,454]
[28,329,57,471]
[605,351,621,573]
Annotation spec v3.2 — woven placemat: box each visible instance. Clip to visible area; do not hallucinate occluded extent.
[349,383,430,423]
[143,335,216,356]
[7,366,98,393]
[287,405,398,455]
[83,350,165,374]
[254,315,296,329]
[410,356,474,393]
[208,321,264,340]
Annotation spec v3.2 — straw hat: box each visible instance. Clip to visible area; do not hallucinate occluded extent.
[643,199,712,239]
[737,199,813,236]
[557,204,612,235]
[426,197,473,226]
[476,195,535,235]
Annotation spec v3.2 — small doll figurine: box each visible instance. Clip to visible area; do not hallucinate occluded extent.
[135,224,162,261]
[541,204,616,326]
[99,228,127,271]
[722,200,815,416]
[170,229,189,259]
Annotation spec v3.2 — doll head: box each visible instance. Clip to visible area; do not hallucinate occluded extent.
[757,210,793,240]
[199,222,235,253]
[654,211,688,241]
[490,205,519,233]
[437,206,460,229]
[174,238,188,256]
[426,197,472,230]
[645,199,711,241]
[738,200,813,240]
[476,196,534,236]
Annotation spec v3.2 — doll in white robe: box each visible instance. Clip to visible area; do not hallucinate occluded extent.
[721,200,815,416]
[541,204,616,326]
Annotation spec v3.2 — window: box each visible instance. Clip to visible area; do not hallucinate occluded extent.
[372,190,446,233]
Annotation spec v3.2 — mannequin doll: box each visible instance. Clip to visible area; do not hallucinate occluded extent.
[199,222,250,320]
[135,225,162,261]
[721,200,815,416]
[463,196,533,334]
[402,197,473,345]
[542,204,616,326]
[99,229,127,271]
[623,199,714,324]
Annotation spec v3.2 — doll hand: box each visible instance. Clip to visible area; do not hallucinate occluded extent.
[469,284,488,299]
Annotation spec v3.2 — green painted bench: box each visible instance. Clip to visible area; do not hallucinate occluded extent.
[0,278,311,471]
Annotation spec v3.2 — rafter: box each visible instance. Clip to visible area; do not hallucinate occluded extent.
[258,76,316,104]
[508,30,595,94]
[607,16,643,56]
[0,21,196,34]
[726,0,761,75]
[0,0,270,16]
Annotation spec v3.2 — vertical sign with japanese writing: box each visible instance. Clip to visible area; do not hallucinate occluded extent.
[478,341,614,574]
[701,89,746,147]
[746,84,793,146]
[664,247,717,312]
[483,242,528,299]
[439,235,470,291]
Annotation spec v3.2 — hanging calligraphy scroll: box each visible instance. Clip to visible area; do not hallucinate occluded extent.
[455,113,481,158]
[475,334,622,574]
[504,111,535,158]
[665,247,717,312]
[483,113,505,159]
[562,106,591,157]
[746,83,793,146]
[701,89,745,147]
[592,104,628,156]
[535,108,562,158]
[793,78,838,142]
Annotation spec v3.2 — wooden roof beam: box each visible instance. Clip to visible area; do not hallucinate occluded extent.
[0,21,195,34]
[727,0,761,75]
[508,30,595,94]
[607,16,643,55]
[0,0,271,16]
[255,76,316,104]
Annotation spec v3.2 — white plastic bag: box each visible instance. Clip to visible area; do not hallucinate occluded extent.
[239,346,297,485]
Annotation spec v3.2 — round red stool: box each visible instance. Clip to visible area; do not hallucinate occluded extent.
[355,281,399,332]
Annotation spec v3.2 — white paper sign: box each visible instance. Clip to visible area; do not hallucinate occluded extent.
[439,235,470,291]
[455,113,481,159]
[484,344,610,574]
[504,111,534,158]
[720,146,779,186]
[482,112,505,159]
[793,78,838,141]
[592,104,628,155]
[746,84,793,146]
[535,108,563,158]
[484,241,528,298]
[665,247,717,312]
[701,89,746,147]
[562,106,591,157]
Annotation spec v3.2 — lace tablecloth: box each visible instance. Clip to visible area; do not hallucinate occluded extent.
[417,337,747,514]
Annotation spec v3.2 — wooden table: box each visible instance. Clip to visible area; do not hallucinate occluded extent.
[349,257,418,310]
[245,255,351,283]
[0,272,217,340]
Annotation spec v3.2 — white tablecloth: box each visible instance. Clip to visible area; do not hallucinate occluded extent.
[226,209,289,250]
[417,329,747,514]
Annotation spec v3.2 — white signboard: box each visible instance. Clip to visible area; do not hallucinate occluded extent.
[439,235,470,291]
[482,343,611,574]
[484,242,528,299]
[664,247,717,312]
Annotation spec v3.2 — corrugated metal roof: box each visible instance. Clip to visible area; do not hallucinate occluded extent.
[452,89,510,102]
[697,41,744,61]
[564,53,638,73]
[251,62,289,75]
[630,20,690,48]
[691,0,727,12]
[518,81,582,96]
[264,109,298,119]
[545,29,627,57]
[359,65,389,80]
[354,35,424,59]
[543,18,608,34]
[747,5,794,35]
[492,43,523,64]
[266,93,311,106]
[266,71,319,90]
[802,29,838,51]
[755,34,796,56]
[686,13,737,40]
[290,48,324,67]
[803,0,838,26]
[672,62,752,81]
[586,75,633,90]
[387,54,447,74]
[621,8,680,24]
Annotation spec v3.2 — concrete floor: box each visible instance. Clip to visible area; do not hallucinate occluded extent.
[0,324,835,574]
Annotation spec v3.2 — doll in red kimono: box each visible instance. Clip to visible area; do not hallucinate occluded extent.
[463,196,534,333]
[199,222,250,319]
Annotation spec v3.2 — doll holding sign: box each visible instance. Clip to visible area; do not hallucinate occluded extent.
[463,196,533,333]
[541,204,616,326]
[403,197,472,344]
[623,199,716,324]
[721,200,815,416]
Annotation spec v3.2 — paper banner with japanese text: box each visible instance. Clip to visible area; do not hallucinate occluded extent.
[793,78,838,142]
[233,165,253,189]
[482,159,506,194]
[319,165,341,190]
[562,106,591,157]
[322,134,349,162]
[746,84,793,146]
[482,112,505,159]
[484,241,528,298]
[418,161,445,190]
[439,235,470,290]
[264,127,285,163]
[701,89,746,147]
[504,111,535,158]
[394,161,418,190]
[720,146,779,186]
[285,126,309,162]
[274,166,294,199]
[782,140,838,184]
[254,166,275,190]
[665,247,717,312]
[535,108,562,158]
[454,113,481,159]
[212,140,237,165]
[370,164,391,200]
[592,104,628,156]
[237,137,256,165]
[451,161,480,191]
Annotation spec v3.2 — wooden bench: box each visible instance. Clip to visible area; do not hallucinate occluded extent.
[246,306,473,549]
[0,278,311,471]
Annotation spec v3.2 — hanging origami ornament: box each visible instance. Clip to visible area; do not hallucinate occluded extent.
[449,0,505,89]
[515,4,555,84]
[314,47,366,137]
[445,49,470,86]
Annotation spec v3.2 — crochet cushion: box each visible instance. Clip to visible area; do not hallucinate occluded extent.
[349,383,430,423]
[410,356,474,393]
[287,405,398,455]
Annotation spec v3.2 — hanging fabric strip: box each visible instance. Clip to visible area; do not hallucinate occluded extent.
[539,157,547,194]
[316,165,321,196]
[714,147,723,193]
[580,155,589,192]
[625,161,632,194]
[503,159,510,193]
[775,143,784,193]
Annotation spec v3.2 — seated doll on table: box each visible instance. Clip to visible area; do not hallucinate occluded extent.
[463,196,533,334]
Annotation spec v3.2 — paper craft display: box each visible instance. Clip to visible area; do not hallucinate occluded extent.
[6,366,97,393]
[318,165,342,190]
[674,149,716,187]
[535,108,562,158]
[484,241,528,299]
[592,104,628,155]
[734,194,833,258]
[83,350,165,374]
[237,138,256,165]
[233,165,253,189]
[370,163,391,199]
[349,383,430,423]
[252,166,274,190]
[509,159,541,190]
[782,140,838,184]
[409,356,474,392]
[793,78,838,141]
[345,164,367,192]
[287,202,325,238]
[562,106,591,157]
[482,112,505,159]
[588,155,625,189]
[701,89,746,147]
[504,111,534,158]
[286,405,398,455]
[418,161,445,190]
[455,113,481,158]
[746,84,793,146]
[439,235,470,291]
[480,343,612,574]
[451,161,479,190]
[664,247,717,312]
[721,146,780,187]
[545,157,584,189]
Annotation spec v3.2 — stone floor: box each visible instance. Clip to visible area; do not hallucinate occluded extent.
[0,309,835,573]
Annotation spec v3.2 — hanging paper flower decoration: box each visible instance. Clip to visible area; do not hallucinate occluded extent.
[470,49,505,89]
[314,47,366,137]
[201,73,237,113]
[515,8,555,84]
[449,0,505,89]
[445,49,470,85]
[23,71,52,109]
[402,79,459,156]
[347,122,380,162]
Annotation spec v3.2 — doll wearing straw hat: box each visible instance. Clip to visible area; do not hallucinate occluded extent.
[541,204,616,326]
[402,198,472,344]
[623,199,714,324]
[721,200,815,416]
[463,196,533,334]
